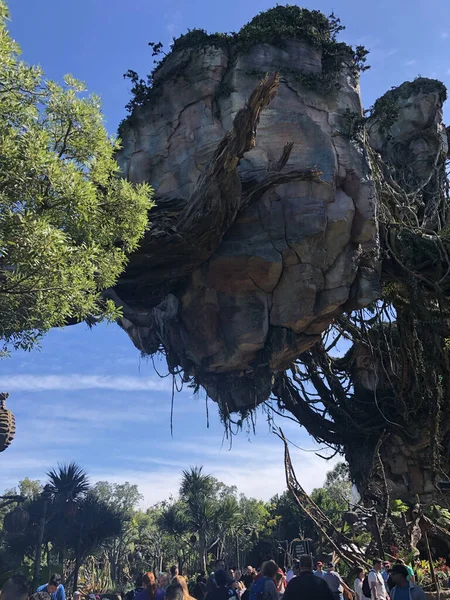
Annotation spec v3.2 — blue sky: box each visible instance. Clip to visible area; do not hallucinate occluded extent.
[1,0,450,506]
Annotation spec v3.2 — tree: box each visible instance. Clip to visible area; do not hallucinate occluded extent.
[180,466,216,573]
[91,481,143,584]
[0,1,153,353]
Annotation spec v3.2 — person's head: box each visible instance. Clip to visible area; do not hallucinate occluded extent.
[328,562,335,572]
[170,565,179,578]
[383,562,390,572]
[143,572,157,600]
[165,583,185,600]
[373,558,382,572]
[73,592,82,600]
[215,571,228,587]
[234,569,242,581]
[316,561,323,572]
[355,567,364,581]
[172,575,189,599]
[299,555,314,572]
[228,569,235,579]
[390,564,409,586]
[0,575,30,600]
[215,559,226,572]
[261,560,279,580]
[292,559,300,574]
[158,573,170,589]
[47,574,62,594]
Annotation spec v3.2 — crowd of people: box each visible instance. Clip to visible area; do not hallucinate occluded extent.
[0,556,430,600]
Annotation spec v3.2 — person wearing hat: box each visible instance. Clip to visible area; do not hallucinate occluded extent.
[389,563,426,600]
[314,562,326,579]
[323,563,354,600]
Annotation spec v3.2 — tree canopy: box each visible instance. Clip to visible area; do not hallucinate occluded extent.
[0,1,153,353]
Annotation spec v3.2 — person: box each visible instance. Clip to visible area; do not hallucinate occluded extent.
[285,561,299,584]
[249,561,279,600]
[274,570,286,598]
[314,562,326,579]
[206,560,232,594]
[126,574,147,600]
[234,570,242,584]
[192,575,207,600]
[389,564,426,600]
[241,567,255,590]
[353,568,365,600]
[324,563,354,600]
[37,574,66,600]
[394,560,415,584]
[204,571,237,600]
[283,555,334,600]
[172,575,196,600]
[367,559,388,600]
[72,592,82,600]
[158,573,171,592]
[0,575,30,600]
[170,566,179,580]
[381,564,390,585]
[135,572,158,600]
[166,583,186,600]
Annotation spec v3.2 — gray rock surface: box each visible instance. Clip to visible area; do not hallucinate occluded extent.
[115,40,380,412]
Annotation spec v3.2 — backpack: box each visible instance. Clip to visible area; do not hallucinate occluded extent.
[362,571,374,599]
[249,577,267,600]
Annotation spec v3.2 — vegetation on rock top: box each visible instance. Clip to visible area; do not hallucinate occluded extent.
[369,76,448,134]
[122,5,369,119]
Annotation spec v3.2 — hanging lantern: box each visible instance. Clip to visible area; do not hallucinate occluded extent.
[4,504,29,535]
[0,393,15,452]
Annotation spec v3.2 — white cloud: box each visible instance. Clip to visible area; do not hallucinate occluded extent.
[404,60,417,66]
[441,32,449,39]
[0,374,181,392]
[111,438,341,508]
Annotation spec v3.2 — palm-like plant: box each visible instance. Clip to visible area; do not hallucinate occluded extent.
[47,462,90,501]
[180,466,218,572]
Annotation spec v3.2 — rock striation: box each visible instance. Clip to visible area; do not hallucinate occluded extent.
[114,36,381,413]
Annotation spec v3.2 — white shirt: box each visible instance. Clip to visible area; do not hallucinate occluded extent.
[354,577,363,600]
[368,570,387,600]
[285,570,295,583]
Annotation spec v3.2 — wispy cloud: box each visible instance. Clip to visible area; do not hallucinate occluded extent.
[0,374,178,392]
[441,32,449,39]
[404,59,417,66]
[165,10,183,43]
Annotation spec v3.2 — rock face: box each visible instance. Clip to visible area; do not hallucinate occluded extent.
[115,39,380,412]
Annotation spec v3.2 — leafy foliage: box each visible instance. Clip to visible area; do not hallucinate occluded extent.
[0,1,153,353]
[369,77,447,134]
[47,463,90,501]
[122,5,369,115]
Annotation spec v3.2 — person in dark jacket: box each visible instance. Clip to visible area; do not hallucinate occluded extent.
[282,555,334,600]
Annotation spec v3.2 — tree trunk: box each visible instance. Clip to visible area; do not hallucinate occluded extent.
[73,524,83,593]
[199,531,207,575]
[33,497,48,588]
